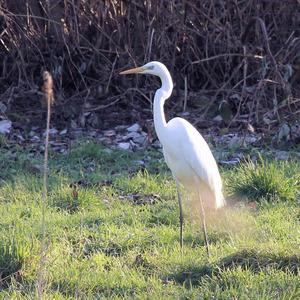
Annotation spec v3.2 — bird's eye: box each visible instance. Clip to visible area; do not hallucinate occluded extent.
[147,65,154,70]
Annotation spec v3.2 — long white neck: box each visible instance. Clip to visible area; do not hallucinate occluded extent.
[153,70,173,143]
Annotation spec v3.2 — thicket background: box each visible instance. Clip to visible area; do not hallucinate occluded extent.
[0,0,299,134]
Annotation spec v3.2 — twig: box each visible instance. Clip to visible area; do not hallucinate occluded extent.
[183,75,187,112]
[105,56,117,94]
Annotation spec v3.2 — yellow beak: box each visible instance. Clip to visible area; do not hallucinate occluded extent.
[119,66,145,75]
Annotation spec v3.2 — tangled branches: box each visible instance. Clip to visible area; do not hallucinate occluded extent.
[0,0,299,130]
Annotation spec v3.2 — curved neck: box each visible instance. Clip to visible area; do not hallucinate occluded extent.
[153,72,173,143]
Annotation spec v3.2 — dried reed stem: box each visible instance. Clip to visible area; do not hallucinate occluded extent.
[37,70,54,299]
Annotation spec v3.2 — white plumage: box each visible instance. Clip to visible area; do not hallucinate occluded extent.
[120,61,225,254]
[162,117,225,209]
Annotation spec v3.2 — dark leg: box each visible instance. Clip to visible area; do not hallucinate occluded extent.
[176,182,184,250]
[197,189,210,257]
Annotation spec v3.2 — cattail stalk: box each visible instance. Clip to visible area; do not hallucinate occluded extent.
[37,71,54,299]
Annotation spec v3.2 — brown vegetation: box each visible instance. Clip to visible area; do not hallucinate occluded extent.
[0,0,299,131]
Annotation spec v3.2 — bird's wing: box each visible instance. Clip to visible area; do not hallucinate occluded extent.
[178,119,222,192]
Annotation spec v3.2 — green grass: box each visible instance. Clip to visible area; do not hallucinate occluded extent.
[226,156,300,202]
[0,140,299,299]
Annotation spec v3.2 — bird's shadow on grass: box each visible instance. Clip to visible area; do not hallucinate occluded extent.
[167,249,300,287]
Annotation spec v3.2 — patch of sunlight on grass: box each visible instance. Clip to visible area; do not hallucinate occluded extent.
[1,140,300,298]
[225,157,300,203]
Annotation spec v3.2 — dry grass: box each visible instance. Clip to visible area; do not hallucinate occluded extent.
[0,1,299,130]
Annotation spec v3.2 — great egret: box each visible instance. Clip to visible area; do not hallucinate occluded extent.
[120,61,225,255]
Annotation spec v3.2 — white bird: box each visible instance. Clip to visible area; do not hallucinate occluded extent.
[120,61,225,255]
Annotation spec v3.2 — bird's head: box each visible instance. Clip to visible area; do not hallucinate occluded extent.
[120,61,173,97]
[120,61,170,79]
